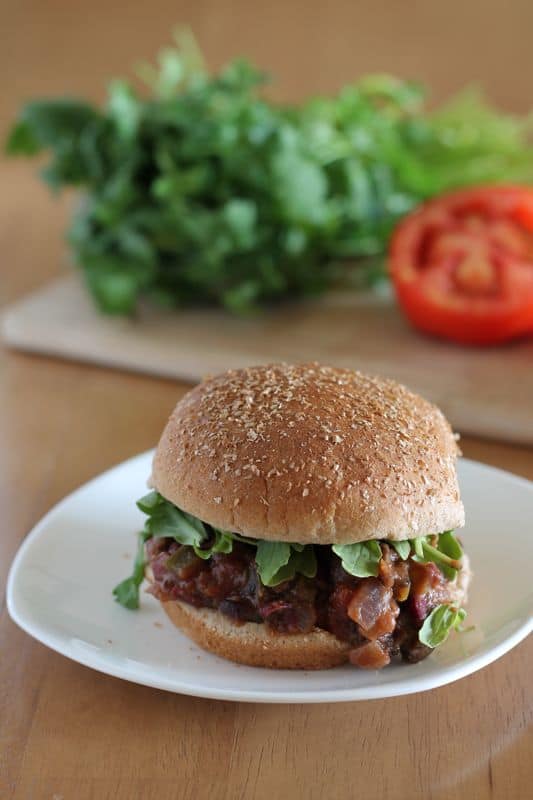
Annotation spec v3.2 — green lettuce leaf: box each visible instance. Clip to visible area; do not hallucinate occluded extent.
[332,540,382,577]
[418,604,467,648]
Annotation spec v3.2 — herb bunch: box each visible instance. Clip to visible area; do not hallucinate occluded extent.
[9,30,532,314]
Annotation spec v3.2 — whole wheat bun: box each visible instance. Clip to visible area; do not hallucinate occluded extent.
[158,555,471,669]
[151,363,464,544]
[162,601,350,669]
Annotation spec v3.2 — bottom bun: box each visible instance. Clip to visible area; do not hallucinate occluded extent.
[159,555,471,670]
[161,600,350,670]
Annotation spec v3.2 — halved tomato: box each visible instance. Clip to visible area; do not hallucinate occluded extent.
[389,185,533,345]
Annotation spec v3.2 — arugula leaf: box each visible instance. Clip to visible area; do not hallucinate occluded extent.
[149,504,205,545]
[267,546,318,586]
[136,490,163,512]
[411,534,462,580]
[388,539,411,560]
[254,541,317,586]
[255,541,291,585]
[226,530,260,546]
[119,489,465,611]
[413,537,426,560]
[418,604,467,648]
[290,546,317,579]
[112,530,150,609]
[193,529,234,560]
[332,540,382,578]
[438,531,463,560]
[137,491,206,546]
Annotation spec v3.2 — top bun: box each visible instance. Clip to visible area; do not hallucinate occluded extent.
[151,364,464,544]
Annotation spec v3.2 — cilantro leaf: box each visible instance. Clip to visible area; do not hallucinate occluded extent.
[112,530,150,610]
[418,604,467,648]
[332,540,382,578]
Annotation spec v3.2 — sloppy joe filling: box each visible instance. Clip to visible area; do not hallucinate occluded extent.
[146,538,458,668]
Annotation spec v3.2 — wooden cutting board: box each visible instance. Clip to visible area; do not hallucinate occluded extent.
[2,275,532,445]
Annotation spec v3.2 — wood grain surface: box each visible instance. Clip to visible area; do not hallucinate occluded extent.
[1,2,532,799]
[4,276,533,445]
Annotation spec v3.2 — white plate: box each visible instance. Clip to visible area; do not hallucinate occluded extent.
[6,452,533,703]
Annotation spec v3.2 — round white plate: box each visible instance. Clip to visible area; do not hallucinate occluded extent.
[6,451,533,703]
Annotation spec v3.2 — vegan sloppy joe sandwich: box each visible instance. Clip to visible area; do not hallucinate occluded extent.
[114,363,470,670]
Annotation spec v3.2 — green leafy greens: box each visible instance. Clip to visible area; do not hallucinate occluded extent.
[137,490,205,546]
[331,541,383,578]
[112,529,151,610]
[418,604,467,648]
[331,533,463,579]
[193,530,234,560]
[411,531,463,580]
[113,492,319,607]
[255,541,317,586]
[254,540,291,584]
[8,30,533,315]
[388,539,411,560]
[113,492,464,613]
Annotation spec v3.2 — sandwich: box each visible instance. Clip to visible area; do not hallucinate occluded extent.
[114,363,470,670]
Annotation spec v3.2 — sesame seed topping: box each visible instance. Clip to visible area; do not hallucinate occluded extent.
[160,362,461,537]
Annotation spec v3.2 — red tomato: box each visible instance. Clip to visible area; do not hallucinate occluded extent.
[389,185,533,345]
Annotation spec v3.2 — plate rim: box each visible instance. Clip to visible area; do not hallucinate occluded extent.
[6,451,533,703]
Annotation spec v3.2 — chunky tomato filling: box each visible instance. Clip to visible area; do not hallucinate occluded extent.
[146,538,459,668]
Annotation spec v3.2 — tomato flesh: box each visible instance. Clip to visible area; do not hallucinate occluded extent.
[390,186,533,345]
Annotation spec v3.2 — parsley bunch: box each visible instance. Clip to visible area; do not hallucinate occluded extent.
[7,31,533,314]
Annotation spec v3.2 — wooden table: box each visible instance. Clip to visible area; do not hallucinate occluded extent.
[1,3,532,798]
